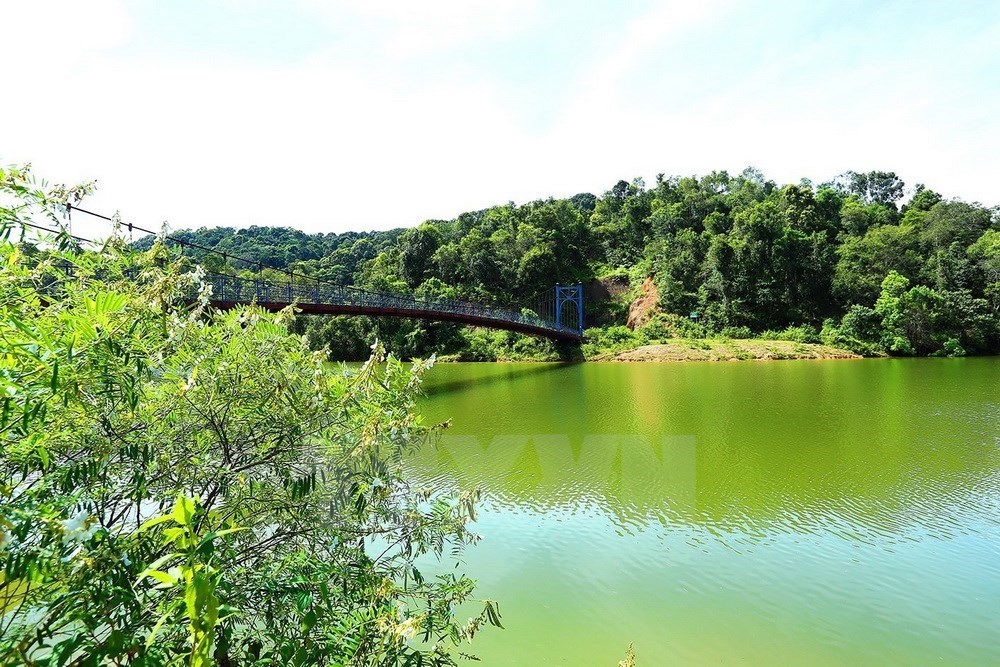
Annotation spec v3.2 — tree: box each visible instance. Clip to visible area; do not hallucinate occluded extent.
[699,233,738,328]
[921,200,993,250]
[842,170,905,207]
[517,245,558,295]
[968,229,1000,314]
[838,304,883,348]
[723,200,806,328]
[459,228,503,293]
[833,223,922,305]
[781,184,825,235]
[838,196,893,236]
[903,185,943,214]
[432,241,465,285]
[568,192,597,215]
[398,223,442,288]
[0,166,499,665]
[875,270,945,354]
[649,228,709,315]
[590,179,650,265]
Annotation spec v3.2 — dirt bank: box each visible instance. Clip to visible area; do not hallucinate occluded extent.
[595,339,861,362]
[626,276,659,329]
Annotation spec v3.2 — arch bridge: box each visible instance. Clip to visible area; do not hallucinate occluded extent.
[50,205,587,342]
[201,274,585,342]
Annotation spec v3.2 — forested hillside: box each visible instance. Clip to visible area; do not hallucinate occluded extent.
[143,168,1000,360]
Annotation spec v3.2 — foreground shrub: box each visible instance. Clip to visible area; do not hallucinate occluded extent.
[0,166,498,665]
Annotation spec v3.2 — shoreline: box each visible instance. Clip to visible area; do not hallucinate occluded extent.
[432,338,866,363]
[590,339,863,363]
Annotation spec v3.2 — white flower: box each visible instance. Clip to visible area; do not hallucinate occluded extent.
[61,510,99,545]
[394,616,420,640]
[62,510,87,533]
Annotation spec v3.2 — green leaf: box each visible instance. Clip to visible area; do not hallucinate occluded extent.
[85,291,128,317]
[139,553,177,577]
[172,495,196,525]
[162,527,185,542]
[146,600,182,648]
[137,513,175,533]
[143,569,178,586]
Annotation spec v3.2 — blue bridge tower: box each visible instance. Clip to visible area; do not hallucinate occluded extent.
[555,284,585,337]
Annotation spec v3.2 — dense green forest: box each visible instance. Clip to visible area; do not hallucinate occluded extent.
[139,169,1000,360]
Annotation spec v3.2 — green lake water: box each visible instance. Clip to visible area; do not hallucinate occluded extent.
[406,358,1000,665]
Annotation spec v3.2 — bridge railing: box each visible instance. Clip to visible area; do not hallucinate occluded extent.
[37,264,580,338]
[201,274,580,337]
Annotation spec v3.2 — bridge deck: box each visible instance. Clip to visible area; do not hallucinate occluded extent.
[204,274,584,342]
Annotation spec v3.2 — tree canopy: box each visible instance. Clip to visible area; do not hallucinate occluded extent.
[131,168,997,359]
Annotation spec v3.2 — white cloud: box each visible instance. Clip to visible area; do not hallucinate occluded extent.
[578,0,719,106]
[298,0,538,57]
[1,0,997,243]
[7,52,533,237]
[4,0,131,65]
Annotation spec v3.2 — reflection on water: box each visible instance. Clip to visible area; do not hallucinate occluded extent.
[421,361,576,397]
[412,428,999,544]
[416,433,699,530]
[407,359,1000,665]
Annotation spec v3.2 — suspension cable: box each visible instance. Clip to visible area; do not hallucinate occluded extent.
[68,205,369,291]
[47,205,571,328]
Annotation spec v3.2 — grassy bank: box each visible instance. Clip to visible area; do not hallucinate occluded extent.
[591,338,861,362]
[431,327,862,363]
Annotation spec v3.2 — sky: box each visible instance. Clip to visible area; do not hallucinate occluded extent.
[3,0,998,239]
